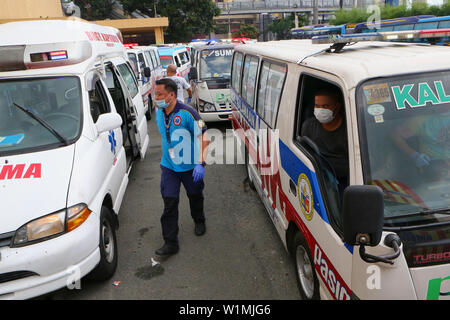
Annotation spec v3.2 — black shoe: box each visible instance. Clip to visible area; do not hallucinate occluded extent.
[155,243,179,256]
[194,222,206,236]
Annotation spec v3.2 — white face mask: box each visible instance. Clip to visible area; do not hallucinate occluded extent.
[314,108,334,124]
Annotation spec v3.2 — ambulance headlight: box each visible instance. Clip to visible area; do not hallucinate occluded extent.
[198,99,216,112]
[12,204,92,247]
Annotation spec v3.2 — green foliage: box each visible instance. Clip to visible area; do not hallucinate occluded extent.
[120,0,156,16]
[232,23,259,38]
[331,3,450,25]
[74,0,115,20]
[266,13,308,39]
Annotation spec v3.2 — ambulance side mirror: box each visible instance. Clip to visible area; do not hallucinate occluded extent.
[95,113,123,134]
[342,185,384,247]
[143,67,151,78]
[188,67,198,81]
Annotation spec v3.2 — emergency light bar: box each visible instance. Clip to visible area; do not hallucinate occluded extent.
[0,41,92,71]
[312,28,450,45]
[124,43,139,48]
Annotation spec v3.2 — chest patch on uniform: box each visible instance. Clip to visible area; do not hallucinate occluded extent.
[173,116,182,126]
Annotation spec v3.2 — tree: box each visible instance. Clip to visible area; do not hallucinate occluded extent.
[119,0,221,42]
[74,0,115,20]
[120,0,156,17]
[267,15,295,40]
[232,23,259,39]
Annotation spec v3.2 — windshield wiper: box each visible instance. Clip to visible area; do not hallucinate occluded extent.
[12,103,68,146]
[384,208,450,221]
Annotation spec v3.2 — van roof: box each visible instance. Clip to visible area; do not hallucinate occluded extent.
[195,44,235,50]
[157,46,187,56]
[235,40,450,89]
[0,20,126,75]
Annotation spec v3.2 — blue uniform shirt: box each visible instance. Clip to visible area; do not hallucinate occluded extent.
[156,101,207,172]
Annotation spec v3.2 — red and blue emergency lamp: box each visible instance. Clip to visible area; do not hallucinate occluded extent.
[312,28,450,44]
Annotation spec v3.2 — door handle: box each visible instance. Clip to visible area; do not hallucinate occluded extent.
[289,180,297,196]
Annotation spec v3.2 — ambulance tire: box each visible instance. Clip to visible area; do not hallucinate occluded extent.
[88,206,118,281]
[245,149,256,191]
[293,232,320,300]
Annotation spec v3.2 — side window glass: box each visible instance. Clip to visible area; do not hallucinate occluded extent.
[117,63,139,98]
[89,80,110,123]
[149,51,157,69]
[155,51,161,66]
[231,52,243,94]
[257,62,270,121]
[144,51,154,70]
[264,63,286,127]
[242,55,258,108]
[127,53,139,78]
[138,53,147,80]
[175,56,181,68]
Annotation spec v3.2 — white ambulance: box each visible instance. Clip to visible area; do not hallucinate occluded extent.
[0,20,149,299]
[126,45,163,120]
[231,31,450,300]
[188,43,235,122]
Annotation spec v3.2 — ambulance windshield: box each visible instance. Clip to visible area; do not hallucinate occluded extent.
[358,70,450,228]
[0,77,82,156]
[199,48,233,80]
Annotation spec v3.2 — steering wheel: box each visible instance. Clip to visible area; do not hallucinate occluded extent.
[44,113,79,122]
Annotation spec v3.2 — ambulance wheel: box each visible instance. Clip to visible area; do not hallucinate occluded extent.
[292,232,320,300]
[245,149,256,191]
[88,206,118,281]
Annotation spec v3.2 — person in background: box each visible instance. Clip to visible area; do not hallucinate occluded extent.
[166,64,193,104]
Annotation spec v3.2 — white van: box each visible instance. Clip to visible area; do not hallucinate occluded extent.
[126,45,163,120]
[158,45,191,80]
[0,20,149,299]
[231,32,450,300]
[188,44,235,122]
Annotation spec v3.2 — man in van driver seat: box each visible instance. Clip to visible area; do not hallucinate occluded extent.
[301,87,349,194]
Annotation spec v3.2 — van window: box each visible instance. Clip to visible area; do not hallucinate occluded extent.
[174,56,181,68]
[256,61,286,127]
[295,75,349,231]
[148,50,157,69]
[160,56,173,67]
[144,51,154,70]
[89,80,111,123]
[178,52,187,65]
[0,77,82,155]
[105,67,127,121]
[117,63,139,98]
[231,52,244,94]
[155,50,161,66]
[138,53,147,73]
[127,52,139,78]
[241,55,259,108]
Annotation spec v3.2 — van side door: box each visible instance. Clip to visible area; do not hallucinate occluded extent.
[113,62,149,159]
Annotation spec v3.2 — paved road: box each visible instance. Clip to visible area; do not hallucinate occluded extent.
[49,116,301,300]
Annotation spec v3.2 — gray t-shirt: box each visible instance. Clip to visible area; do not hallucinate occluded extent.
[168,76,190,102]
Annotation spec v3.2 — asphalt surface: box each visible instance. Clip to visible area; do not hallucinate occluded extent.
[48,114,301,300]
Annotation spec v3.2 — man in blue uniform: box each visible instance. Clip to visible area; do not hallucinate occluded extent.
[154,78,210,256]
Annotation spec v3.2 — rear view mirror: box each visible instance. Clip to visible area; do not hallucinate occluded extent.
[188,67,198,81]
[143,67,151,78]
[95,113,122,134]
[342,185,384,247]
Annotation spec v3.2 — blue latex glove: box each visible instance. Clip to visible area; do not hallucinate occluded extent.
[187,97,192,104]
[192,164,205,183]
[411,152,431,168]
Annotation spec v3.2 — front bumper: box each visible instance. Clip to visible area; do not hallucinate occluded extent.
[0,213,100,300]
[200,111,232,122]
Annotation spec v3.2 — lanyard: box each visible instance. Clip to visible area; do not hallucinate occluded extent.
[164,111,176,145]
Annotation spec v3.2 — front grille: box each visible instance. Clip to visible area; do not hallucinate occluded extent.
[0,232,14,248]
[0,271,38,284]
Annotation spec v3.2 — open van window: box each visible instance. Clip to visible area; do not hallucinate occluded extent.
[357,71,450,228]
[0,77,82,156]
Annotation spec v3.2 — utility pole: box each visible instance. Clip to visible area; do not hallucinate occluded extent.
[313,0,318,25]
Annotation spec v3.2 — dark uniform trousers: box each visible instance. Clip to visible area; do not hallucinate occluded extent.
[160,165,205,246]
